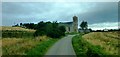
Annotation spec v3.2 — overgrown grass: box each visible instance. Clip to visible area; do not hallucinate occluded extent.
[72,34,104,57]
[1,26,59,56]
[1,27,35,38]
[1,26,35,32]
[2,36,58,56]
[2,36,45,55]
[82,32,119,55]
[72,32,119,57]
[2,30,34,38]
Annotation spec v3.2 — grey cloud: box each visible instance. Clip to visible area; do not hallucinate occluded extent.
[2,2,118,27]
[77,2,118,24]
[2,2,53,15]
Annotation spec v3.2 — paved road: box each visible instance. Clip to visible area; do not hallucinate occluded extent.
[45,35,76,56]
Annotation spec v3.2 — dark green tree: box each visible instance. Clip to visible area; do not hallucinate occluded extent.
[22,23,36,29]
[34,21,66,38]
[59,26,66,32]
[20,23,22,26]
[34,21,46,36]
[84,21,88,29]
[35,21,45,30]
[80,21,88,30]
[59,26,66,36]
[80,21,85,29]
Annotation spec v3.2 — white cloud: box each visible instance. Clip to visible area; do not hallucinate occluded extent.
[88,22,119,30]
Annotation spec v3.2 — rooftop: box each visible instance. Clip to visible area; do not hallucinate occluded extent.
[59,22,73,24]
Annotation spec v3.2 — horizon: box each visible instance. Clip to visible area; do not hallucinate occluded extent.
[1,21,119,30]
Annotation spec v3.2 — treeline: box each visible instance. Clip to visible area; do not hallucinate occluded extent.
[21,23,37,29]
[13,23,37,29]
[13,21,66,38]
[34,21,66,38]
[92,29,120,32]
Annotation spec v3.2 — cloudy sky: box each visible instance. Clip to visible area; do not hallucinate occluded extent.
[2,2,119,30]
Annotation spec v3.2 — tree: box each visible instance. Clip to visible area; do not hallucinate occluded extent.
[59,26,66,32]
[36,21,45,30]
[20,23,22,26]
[22,23,36,29]
[34,21,66,38]
[34,21,46,36]
[80,21,85,29]
[59,26,66,36]
[84,21,88,29]
[80,21,88,30]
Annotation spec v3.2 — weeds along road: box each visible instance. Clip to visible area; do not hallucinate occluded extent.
[45,35,76,56]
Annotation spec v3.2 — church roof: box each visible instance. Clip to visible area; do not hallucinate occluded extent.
[59,22,73,24]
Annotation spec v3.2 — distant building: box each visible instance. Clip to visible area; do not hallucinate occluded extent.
[78,28,84,33]
[59,16,78,33]
[103,28,109,31]
[78,28,91,33]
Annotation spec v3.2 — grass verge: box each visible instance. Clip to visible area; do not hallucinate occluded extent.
[72,33,118,57]
[26,38,58,56]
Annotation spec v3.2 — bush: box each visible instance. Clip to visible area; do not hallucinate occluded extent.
[34,21,66,38]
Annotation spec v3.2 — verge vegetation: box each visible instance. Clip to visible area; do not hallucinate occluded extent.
[2,35,58,55]
[2,26,35,38]
[1,26,59,55]
[34,21,66,38]
[72,32,119,57]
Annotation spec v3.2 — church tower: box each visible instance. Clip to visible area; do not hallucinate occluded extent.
[73,16,78,32]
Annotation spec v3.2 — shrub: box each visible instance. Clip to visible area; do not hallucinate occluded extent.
[34,21,65,38]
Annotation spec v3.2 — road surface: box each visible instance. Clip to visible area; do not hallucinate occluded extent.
[45,35,76,56]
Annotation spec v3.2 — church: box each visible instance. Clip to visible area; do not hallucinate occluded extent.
[59,16,78,33]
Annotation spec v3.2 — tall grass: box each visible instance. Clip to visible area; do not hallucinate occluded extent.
[1,26,35,32]
[1,26,35,38]
[2,36,58,55]
[1,26,59,55]
[72,34,102,57]
[2,30,34,38]
[72,32,119,57]
[82,32,118,55]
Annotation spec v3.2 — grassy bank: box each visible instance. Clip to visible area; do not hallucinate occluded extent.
[1,26,59,56]
[72,34,100,57]
[1,26,35,38]
[2,30,34,38]
[26,38,58,56]
[2,36,58,56]
[72,32,119,57]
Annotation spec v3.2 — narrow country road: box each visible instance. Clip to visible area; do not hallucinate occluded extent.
[45,35,76,56]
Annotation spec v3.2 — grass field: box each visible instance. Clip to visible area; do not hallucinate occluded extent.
[1,26,58,55]
[1,26,35,32]
[2,36,58,55]
[72,31,119,57]
[82,32,119,55]
[1,26,36,38]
